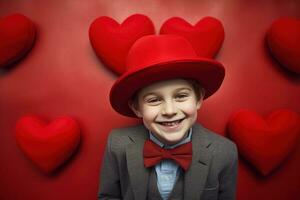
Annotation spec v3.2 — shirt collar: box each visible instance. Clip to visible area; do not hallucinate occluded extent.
[149,128,192,149]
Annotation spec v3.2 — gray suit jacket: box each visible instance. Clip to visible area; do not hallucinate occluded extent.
[98,123,238,200]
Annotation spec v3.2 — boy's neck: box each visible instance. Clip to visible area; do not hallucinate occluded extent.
[148,128,192,149]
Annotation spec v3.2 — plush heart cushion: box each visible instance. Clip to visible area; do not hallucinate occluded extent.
[160,16,224,58]
[15,116,81,173]
[0,13,36,67]
[89,14,155,74]
[228,109,300,176]
[266,17,300,74]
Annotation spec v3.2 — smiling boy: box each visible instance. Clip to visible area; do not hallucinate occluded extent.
[130,79,202,146]
[98,35,238,200]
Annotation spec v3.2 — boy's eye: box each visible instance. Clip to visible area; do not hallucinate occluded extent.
[146,97,161,105]
[175,93,189,101]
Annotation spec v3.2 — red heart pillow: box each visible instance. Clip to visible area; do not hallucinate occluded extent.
[266,17,300,74]
[89,14,155,74]
[160,16,224,58]
[15,116,81,173]
[228,109,300,176]
[0,13,36,68]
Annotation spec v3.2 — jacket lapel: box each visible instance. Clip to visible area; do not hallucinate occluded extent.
[126,126,150,200]
[184,124,213,200]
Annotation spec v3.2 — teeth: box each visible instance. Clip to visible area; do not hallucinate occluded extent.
[160,119,182,126]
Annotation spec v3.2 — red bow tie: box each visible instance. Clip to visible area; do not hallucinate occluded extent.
[143,139,193,171]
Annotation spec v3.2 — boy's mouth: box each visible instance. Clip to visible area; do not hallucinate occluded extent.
[157,118,185,126]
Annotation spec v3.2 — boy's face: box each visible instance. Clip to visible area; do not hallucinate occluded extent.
[130,79,202,145]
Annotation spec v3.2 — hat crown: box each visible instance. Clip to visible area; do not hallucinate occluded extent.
[126,35,198,72]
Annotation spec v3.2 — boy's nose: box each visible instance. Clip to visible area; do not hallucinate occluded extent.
[161,101,177,116]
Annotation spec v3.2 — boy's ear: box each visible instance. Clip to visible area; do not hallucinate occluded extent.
[128,100,143,118]
[196,87,205,110]
[196,99,202,110]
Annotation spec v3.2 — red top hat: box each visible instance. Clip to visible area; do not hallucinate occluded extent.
[110,34,225,117]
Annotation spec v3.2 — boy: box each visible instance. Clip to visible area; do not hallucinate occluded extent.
[98,35,238,200]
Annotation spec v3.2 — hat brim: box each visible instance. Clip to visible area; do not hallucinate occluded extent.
[110,57,225,117]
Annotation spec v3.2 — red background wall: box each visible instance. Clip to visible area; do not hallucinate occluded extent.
[0,0,300,199]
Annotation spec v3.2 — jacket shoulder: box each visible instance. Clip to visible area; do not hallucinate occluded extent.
[193,123,238,159]
[109,124,147,138]
[107,124,148,150]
